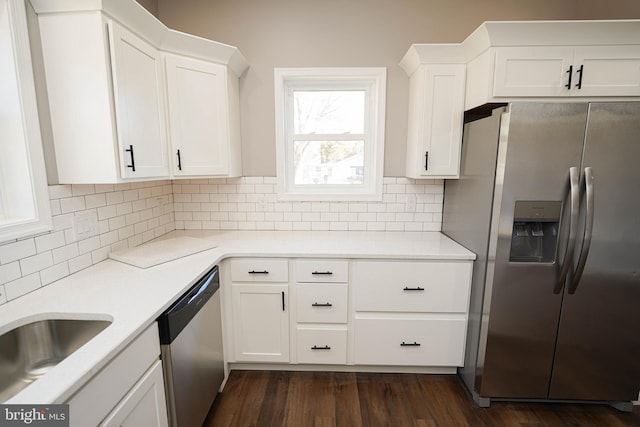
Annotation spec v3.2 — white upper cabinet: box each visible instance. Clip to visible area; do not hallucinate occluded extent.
[400,45,466,179]
[109,21,168,179]
[165,54,242,177]
[493,45,640,98]
[464,21,640,109]
[28,0,248,184]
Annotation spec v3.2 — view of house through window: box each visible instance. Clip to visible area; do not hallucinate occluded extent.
[275,68,386,201]
[292,90,365,186]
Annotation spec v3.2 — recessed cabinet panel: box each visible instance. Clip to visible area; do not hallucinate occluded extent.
[108,21,168,179]
[296,327,347,365]
[296,283,348,323]
[165,55,230,176]
[231,284,289,362]
[405,64,465,179]
[354,317,466,366]
[574,46,640,96]
[493,47,574,97]
[353,261,472,313]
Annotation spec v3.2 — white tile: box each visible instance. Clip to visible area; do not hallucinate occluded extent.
[330,203,349,213]
[100,230,119,248]
[0,286,6,305]
[237,184,255,193]
[0,239,36,264]
[302,212,321,222]
[348,203,367,213]
[85,193,107,209]
[348,222,366,231]
[246,212,265,221]
[284,212,302,222]
[69,254,93,274]
[118,225,135,240]
[311,202,331,212]
[50,200,61,216]
[220,221,239,230]
[219,203,238,212]
[263,177,277,184]
[91,246,110,264]
[184,221,203,230]
[292,202,312,212]
[97,205,117,221]
[192,193,210,203]
[229,212,247,221]
[383,177,397,184]
[292,222,311,231]
[60,196,86,214]
[138,187,152,199]
[201,221,221,230]
[20,252,54,275]
[210,194,228,203]
[218,184,237,193]
[339,213,358,222]
[5,274,41,300]
[71,184,95,196]
[274,222,293,231]
[123,189,139,202]
[255,184,274,193]
[357,213,376,222]
[193,212,211,221]
[244,177,264,184]
[385,222,405,231]
[211,212,230,221]
[48,185,73,199]
[116,202,133,216]
[311,222,330,231]
[106,191,124,205]
[134,222,149,235]
[405,222,424,231]
[109,215,126,231]
[321,212,339,222]
[423,223,442,232]
[53,244,79,264]
[367,203,386,213]
[40,262,69,286]
[396,213,415,222]
[329,222,348,231]
[366,222,385,231]
[35,231,66,253]
[238,222,257,230]
[94,184,114,193]
[256,222,275,230]
[265,212,283,222]
[237,203,256,212]
[0,262,21,285]
[377,212,396,222]
[78,236,100,255]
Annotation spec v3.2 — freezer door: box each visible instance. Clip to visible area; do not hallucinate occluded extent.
[478,103,588,398]
[549,103,640,401]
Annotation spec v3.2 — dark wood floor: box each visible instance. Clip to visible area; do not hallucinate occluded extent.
[203,370,640,427]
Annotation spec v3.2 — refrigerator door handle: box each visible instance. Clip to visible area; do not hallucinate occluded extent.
[568,167,595,294]
[554,167,580,294]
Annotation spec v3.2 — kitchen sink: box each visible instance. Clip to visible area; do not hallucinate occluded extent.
[0,318,112,402]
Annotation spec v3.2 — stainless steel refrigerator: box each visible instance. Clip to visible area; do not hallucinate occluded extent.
[443,102,640,410]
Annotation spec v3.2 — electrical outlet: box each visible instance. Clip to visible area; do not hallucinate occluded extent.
[405,194,417,212]
[257,195,267,212]
[72,212,99,241]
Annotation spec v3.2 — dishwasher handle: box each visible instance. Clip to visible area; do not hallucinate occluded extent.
[158,266,219,345]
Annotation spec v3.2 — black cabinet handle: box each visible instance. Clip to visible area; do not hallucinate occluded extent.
[565,65,573,89]
[311,271,333,275]
[403,286,425,291]
[282,291,285,311]
[400,341,421,347]
[424,151,429,171]
[176,149,182,171]
[575,64,584,89]
[248,270,269,275]
[125,145,136,171]
[311,345,331,350]
[311,302,333,307]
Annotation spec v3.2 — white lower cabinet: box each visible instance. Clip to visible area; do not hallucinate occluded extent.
[227,257,473,370]
[352,260,472,367]
[66,323,168,427]
[296,326,347,365]
[231,283,290,362]
[354,317,467,366]
[101,360,168,427]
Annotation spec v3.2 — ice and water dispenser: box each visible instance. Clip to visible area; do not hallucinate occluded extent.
[509,201,561,263]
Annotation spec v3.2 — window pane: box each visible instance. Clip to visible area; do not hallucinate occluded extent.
[293,140,364,185]
[293,90,364,134]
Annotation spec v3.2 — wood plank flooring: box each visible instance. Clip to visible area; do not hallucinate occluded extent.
[203,370,640,427]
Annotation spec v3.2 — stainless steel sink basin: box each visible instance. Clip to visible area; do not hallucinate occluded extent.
[0,318,111,402]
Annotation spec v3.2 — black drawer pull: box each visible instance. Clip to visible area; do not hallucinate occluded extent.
[311,302,333,307]
[311,345,331,350]
[403,286,424,291]
[125,145,136,171]
[311,271,333,275]
[176,149,182,171]
[400,341,421,347]
[248,270,269,274]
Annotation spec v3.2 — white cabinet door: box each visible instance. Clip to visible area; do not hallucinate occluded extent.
[573,45,640,96]
[232,283,289,362]
[165,55,232,176]
[406,64,465,179]
[108,21,168,179]
[493,47,575,97]
[101,360,168,427]
[493,45,640,98]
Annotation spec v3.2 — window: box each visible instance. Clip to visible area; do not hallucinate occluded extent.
[274,68,386,201]
[0,0,51,243]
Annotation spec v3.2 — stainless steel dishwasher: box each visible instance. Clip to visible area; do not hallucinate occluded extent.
[157,265,223,427]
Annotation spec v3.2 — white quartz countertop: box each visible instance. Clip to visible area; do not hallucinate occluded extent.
[0,231,474,404]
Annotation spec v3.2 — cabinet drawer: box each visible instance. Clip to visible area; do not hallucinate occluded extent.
[296,283,348,323]
[294,260,348,283]
[353,261,472,313]
[230,258,288,282]
[296,327,347,365]
[354,317,466,366]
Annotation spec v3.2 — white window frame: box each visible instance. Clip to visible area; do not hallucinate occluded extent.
[274,67,386,201]
[0,0,52,243]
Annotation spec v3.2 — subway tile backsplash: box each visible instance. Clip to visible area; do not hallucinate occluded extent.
[0,181,175,303]
[173,177,443,232]
[0,176,443,304]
